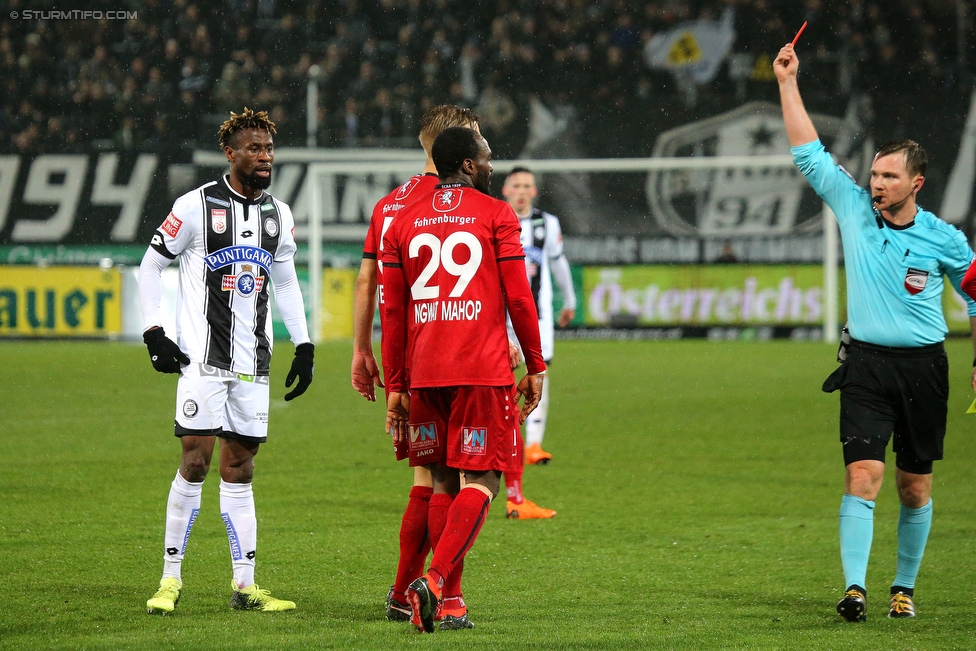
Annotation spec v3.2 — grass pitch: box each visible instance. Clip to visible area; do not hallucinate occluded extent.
[3,338,976,650]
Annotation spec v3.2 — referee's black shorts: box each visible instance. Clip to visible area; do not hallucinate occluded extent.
[822,338,948,474]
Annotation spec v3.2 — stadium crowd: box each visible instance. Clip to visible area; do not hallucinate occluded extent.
[1,0,972,157]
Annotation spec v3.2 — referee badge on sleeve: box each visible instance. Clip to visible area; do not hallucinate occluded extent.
[905,268,929,295]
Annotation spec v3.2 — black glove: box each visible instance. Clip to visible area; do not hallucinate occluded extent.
[143,327,190,374]
[284,342,314,401]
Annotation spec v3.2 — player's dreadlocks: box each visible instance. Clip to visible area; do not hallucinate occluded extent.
[217,108,277,149]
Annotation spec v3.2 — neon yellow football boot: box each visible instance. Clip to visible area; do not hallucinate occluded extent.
[146,577,182,615]
[229,580,296,612]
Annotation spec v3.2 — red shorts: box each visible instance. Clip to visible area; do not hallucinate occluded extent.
[407,385,519,473]
[393,434,409,461]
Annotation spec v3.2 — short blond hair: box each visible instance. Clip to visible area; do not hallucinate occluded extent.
[419,105,479,153]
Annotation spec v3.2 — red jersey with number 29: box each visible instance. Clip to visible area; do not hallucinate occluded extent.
[382,183,540,388]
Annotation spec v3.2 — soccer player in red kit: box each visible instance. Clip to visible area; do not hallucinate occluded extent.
[381,126,547,633]
[351,105,481,623]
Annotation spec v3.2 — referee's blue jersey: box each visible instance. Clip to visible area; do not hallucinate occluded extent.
[792,139,976,347]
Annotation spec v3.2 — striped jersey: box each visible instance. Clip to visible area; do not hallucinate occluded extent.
[519,208,574,360]
[147,176,297,375]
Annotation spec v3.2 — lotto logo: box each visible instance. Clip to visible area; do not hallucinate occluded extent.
[462,426,487,456]
[161,212,182,237]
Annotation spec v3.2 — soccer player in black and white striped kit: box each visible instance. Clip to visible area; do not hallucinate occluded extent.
[139,109,314,614]
[501,167,577,519]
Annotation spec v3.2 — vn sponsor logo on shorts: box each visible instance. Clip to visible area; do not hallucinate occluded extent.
[409,422,438,452]
[462,426,487,456]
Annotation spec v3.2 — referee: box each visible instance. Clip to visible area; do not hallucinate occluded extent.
[775,44,976,622]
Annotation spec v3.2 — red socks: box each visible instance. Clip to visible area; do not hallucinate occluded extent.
[392,486,432,599]
[426,493,462,602]
[426,492,453,550]
[428,487,491,590]
[505,469,524,504]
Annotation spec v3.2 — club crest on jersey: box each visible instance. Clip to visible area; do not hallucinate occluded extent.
[905,268,929,295]
[162,212,182,237]
[395,176,422,200]
[183,399,198,418]
[462,427,487,456]
[264,218,278,237]
[409,422,438,452]
[433,188,463,212]
[211,209,227,234]
[222,263,265,297]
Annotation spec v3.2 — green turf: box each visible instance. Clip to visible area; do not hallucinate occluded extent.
[3,338,976,650]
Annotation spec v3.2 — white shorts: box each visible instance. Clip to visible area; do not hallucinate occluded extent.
[174,364,270,442]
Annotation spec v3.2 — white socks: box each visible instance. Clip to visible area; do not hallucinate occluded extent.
[525,375,550,447]
[159,473,258,588]
[220,480,257,588]
[162,471,203,581]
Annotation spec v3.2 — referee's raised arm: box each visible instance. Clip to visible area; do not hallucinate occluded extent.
[774,44,818,147]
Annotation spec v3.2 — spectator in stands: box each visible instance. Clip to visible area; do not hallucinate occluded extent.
[113,116,143,150]
[0,0,971,155]
[213,63,250,114]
